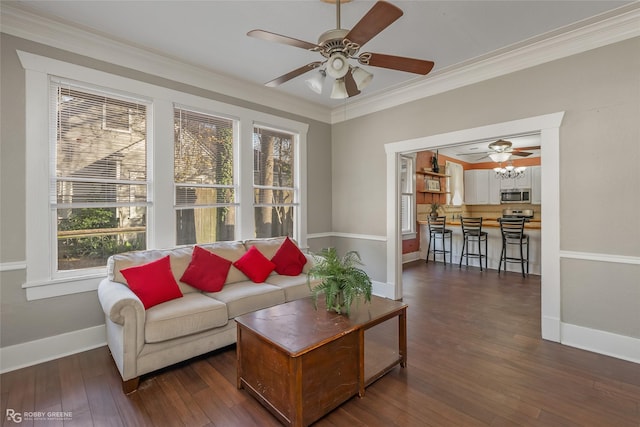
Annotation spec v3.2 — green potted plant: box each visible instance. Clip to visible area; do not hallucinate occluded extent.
[429,202,441,218]
[307,248,372,315]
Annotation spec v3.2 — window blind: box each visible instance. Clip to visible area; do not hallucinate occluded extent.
[51,81,148,209]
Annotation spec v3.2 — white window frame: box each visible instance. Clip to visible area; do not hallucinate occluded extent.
[400,154,416,239]
[19,51,308,300]
[49,78,152,280]
[252,123,300,239]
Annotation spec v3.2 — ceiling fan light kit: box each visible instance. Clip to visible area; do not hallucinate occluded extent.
[330,78,349,99]
[488,152,511,163]
[305,69,326,94]
[247,0,434,99]
[351,66,373,90]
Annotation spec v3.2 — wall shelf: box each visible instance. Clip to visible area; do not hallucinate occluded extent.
[417,170,450,178]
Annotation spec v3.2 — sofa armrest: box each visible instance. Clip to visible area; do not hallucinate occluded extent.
[98,278,145,326]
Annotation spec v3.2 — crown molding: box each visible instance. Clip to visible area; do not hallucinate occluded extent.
[2,3,638,125]
[0,4,332,123]
[331,3,640,124]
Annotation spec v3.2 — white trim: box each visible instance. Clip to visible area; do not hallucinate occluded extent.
[402,252,421,264]
[560,251,640,265]
[0,261,27,272]
[561,323,640,364]
[0,325,106,374]
[0,3,331,124]
[22,275,103,301]
[372,280,395,300]
[332,3,640,123]
[385,112,565,341]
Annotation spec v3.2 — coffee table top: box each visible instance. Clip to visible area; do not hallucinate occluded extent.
[235,295,407,357]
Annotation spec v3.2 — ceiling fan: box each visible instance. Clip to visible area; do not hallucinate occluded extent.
[247,0,435,99]
[488,139,539,158]
[456,139,540,162]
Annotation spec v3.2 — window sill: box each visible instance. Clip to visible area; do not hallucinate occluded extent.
[22,272,105,301]
[402,232,417,240]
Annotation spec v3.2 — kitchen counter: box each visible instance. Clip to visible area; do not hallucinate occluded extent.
[418,218,541,230]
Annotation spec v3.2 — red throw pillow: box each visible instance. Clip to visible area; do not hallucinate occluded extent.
[180,246,232,292]
[120,256,183,309]
[233,246,276,283]
[271,236,308,276]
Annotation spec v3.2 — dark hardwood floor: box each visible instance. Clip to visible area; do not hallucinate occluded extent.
[2,262,639,426]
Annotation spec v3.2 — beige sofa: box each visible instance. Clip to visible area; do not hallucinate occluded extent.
[97,237,316,393]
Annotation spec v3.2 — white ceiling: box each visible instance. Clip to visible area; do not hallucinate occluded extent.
[437,134,541,163]
[5,0,634,109]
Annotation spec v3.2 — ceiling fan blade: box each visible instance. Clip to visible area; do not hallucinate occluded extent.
[344,70,361,97]
[513,146,541,151]
[360,53,435,75]
[265,62,323,87]
[247,29,319,51]
[345,1,403,48]
[511,151,532,157]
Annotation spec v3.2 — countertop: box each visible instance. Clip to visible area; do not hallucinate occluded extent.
[418,218,541,230]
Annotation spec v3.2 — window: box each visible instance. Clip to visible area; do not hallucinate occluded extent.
[20,51,308,299]
[52,81,149,272]
[400,155,416,236]
[253,126,297,238]
[174,107,237,244]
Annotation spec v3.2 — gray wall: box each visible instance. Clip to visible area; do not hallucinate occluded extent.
[331,37,640,339]
[0,33,332,347]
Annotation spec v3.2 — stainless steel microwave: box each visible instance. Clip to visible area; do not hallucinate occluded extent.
[500,188,531,204]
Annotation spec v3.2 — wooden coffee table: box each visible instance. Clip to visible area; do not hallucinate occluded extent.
[235,295,407,427]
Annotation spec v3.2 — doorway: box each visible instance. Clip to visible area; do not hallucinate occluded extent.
[384,112,564,342]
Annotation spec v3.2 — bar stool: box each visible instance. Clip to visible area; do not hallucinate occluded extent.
[426,216,452,264]
[498,217,529,277]
[459,217,488,271]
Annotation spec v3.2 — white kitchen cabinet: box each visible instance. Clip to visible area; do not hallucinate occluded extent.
[488,172,501,204]
[531,165,541,204]
[464,169,489,205]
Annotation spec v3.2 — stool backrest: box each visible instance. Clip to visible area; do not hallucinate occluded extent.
[499,217,526,239]
[427,216,447,232]
[461,217,483,234]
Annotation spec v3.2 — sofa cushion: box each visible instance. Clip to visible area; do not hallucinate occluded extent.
[120,256,183,309]
[108,247,198,294]
[271,236,307,276]
[264,274,316,301]
[144,293,229,343]
[180,246,232,292]
[233,246,276,283]
[205,281,285,318]
[244,236,287,260]
[198,241,250,284]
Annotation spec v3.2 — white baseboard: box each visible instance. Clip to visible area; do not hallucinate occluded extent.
[0,325,106,373]
[372,280,396,300]
[402,252,421,264]
[561,322,640,364]
[541,315,561,342]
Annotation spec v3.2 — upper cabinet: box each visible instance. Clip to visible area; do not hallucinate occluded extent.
[530,165,541,205]
[464,169,490,205]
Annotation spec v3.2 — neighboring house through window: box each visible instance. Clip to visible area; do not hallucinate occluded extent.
[53,81,149,272]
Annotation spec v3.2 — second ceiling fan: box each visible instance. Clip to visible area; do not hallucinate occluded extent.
[247,0,435,99]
